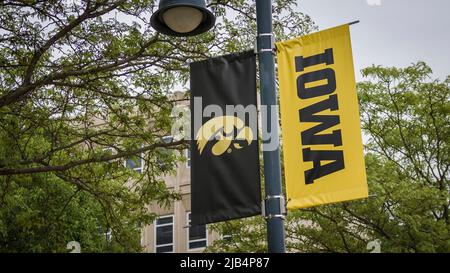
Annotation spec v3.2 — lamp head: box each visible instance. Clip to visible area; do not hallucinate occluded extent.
[150,0,216,37]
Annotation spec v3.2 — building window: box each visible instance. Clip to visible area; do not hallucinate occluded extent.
[156,136,175,172]
[187,212,207,250]
[125,155,143,173]
[155,215,174,253]
[186,149,191,168]
[162,135,174,143]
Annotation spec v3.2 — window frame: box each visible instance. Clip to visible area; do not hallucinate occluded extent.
[186,212,208,251]
[154,214,174,253]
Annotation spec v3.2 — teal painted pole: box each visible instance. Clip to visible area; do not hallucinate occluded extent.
[255,0,286,253]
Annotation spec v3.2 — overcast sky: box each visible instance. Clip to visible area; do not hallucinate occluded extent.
[298,0,450,81]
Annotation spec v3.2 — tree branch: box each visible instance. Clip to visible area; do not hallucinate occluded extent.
[0,0,127,108]
[0,139,187,176]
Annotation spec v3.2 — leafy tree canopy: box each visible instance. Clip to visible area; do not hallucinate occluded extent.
[0,0,315,252]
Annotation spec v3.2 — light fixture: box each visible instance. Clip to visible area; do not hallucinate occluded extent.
[150,0,216,37]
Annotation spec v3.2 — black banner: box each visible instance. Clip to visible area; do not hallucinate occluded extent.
[190,51,261,225]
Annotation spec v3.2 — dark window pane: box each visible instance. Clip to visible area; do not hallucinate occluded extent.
[126,156,141,169]
[189,240,206,249]
[156,245,173,253]
[189,224,206,241]
[156,225,173,245]
[162,136,174,143]
[157,217,173,225]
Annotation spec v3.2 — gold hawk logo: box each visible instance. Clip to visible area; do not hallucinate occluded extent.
[196,116,254,156]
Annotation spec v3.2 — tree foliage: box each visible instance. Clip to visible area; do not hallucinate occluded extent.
[0,0,315,252]
[208,62,450,253]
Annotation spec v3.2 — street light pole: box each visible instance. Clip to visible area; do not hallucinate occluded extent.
[151,0,286,253]
[256,0,286,253]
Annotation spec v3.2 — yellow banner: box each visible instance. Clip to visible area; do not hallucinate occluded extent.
[276,24,368,210]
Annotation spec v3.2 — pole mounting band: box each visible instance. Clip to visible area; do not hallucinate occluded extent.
[265,214,286,220]
[261,195,286,220]
[254,33,275,55]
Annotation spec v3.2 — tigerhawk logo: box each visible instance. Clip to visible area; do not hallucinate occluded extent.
[196,116,254,156]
